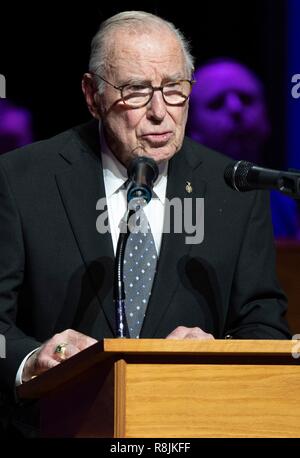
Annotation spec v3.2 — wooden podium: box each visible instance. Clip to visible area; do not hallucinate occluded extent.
[18,339,300,438]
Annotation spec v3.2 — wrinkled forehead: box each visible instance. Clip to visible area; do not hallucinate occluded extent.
[192,63,264,101]
[105,28,187,80]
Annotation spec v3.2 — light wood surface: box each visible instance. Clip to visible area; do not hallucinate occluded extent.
[102,338,297,355]
[124,363,300,438]
[114,359,126,438]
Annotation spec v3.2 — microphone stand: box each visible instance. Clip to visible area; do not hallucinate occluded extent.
[276,173,300,199]
[114,202,143,338]
[286,168,300,199]
[114,209,133,339]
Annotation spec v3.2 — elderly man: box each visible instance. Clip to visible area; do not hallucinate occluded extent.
[0,11,290,436]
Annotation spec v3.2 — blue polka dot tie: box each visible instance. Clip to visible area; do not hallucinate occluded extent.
[123,208,157,338]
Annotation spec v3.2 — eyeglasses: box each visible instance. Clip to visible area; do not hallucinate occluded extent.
[92,73,195,108]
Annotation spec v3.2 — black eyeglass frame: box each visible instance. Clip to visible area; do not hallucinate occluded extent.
[91,73,195,108]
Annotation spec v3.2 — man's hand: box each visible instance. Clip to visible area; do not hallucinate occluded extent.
[22,329,97,383]
[166,326,214,340]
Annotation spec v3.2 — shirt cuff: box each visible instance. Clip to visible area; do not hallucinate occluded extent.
[15,347,40,386]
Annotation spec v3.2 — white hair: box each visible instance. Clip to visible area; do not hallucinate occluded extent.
[89,11,195,93]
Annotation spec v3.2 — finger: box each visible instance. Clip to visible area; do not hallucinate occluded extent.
[166,326,215,340]
[59,329,98,351]
[184,332,214,340]
[52,343,81,362]
[183,326,215,339]
[205,333,214,340]
[166,326,189,339]
[47,359,60,369]
[34,355,60,375]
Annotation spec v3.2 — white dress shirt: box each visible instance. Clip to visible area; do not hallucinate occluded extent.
[101,133,168,255]
[16,127,168,386]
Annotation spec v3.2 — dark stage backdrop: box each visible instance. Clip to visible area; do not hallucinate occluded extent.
[0,0,286,167]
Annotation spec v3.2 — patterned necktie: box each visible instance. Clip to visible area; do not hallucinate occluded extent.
[123,207,157,338]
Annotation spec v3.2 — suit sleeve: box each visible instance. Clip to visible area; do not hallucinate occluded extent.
[224,189,291,339]
[0,162,41,391]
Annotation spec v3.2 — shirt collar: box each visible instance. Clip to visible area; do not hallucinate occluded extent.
[100,123,168,203]
[101,129,128,198]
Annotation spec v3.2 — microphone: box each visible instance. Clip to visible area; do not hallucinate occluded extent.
[127,156,159,204]
[224,160,300,198]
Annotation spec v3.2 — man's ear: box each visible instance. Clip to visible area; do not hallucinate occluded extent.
[82,73,101,119]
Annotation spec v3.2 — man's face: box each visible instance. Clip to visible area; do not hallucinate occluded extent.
[188,62,270,163]
[96,29,189,166]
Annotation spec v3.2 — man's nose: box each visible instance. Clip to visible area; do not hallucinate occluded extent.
[146,90,167,121]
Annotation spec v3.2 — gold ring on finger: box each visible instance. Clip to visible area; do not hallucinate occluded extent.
[54,342,68,359]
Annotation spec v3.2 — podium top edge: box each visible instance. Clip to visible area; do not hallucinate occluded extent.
[101,338,297,356]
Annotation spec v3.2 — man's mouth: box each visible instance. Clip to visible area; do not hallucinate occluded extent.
[141,132,173,146]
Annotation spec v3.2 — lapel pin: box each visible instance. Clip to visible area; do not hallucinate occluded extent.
[185,181,193,194]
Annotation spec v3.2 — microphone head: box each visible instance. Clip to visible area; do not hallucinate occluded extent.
[127,156,159,203]
[224,160,254,191]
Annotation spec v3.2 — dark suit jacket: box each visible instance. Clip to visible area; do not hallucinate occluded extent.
[0,120,290,395]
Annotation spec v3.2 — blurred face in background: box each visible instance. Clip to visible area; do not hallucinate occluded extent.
[187,61,271,163]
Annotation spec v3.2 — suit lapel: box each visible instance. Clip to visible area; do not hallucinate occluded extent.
[55,121,116,335]
[141,141,207,337]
